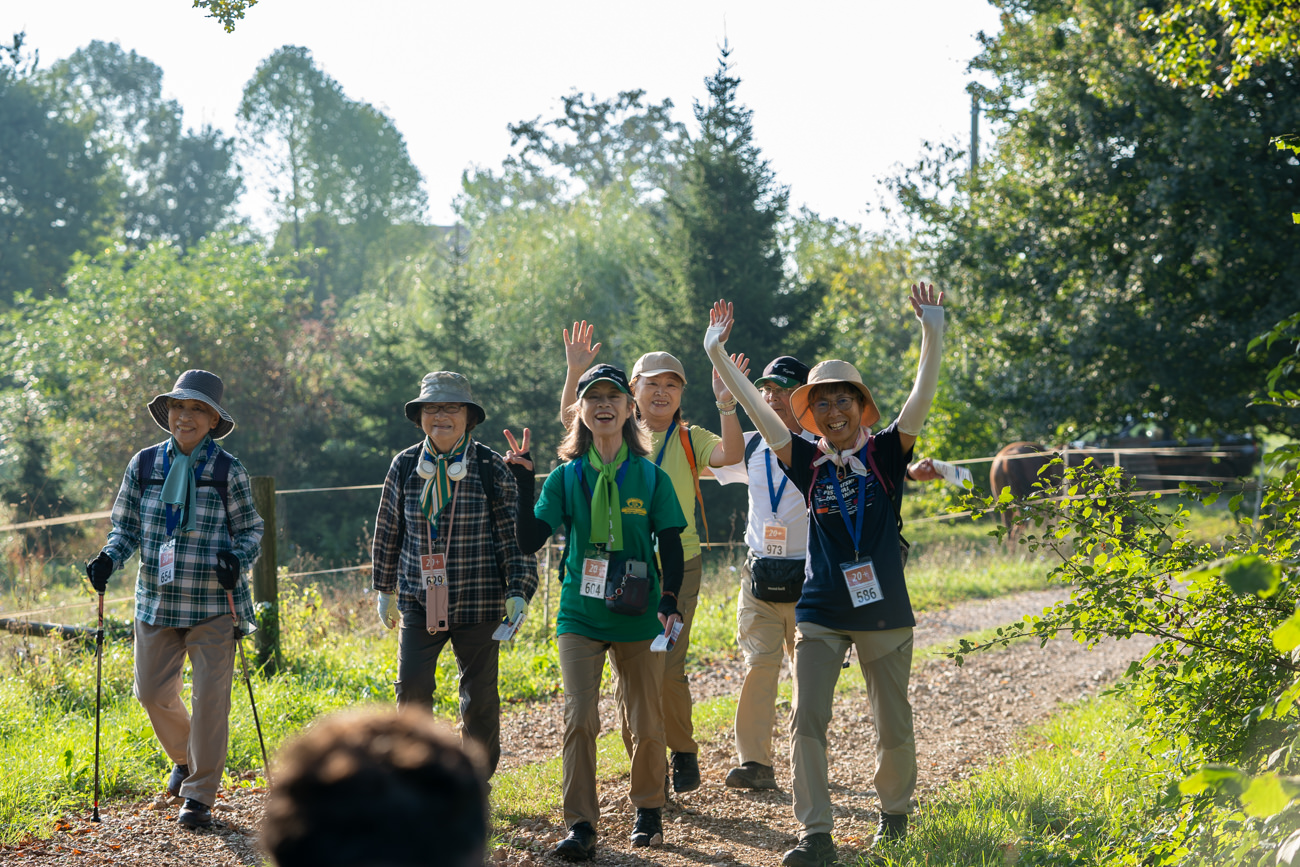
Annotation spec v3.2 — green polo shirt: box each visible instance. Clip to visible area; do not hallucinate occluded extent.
[536,454,687,642]
[647,423,720,560]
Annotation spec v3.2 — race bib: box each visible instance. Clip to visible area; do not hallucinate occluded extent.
[762,522,788,558]
[580,553,609,599]
[159,537,176,586]
[841,558,883,607]
[421,552,448,588]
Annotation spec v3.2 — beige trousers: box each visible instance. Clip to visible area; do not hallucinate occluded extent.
[558,632,666,829]
[617,554,702,757]
[133,615,237,807]
[734,564,797,767]
[790,621,915,835]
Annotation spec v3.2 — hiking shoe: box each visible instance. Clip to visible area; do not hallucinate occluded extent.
[671,751,700,792]
[781,832,836,867]
[554,821,597,861]
[630,807,663,848]
[166,763,189,798]
[177,798,212,829]
[725,761,777,790]
[872,812,908,845]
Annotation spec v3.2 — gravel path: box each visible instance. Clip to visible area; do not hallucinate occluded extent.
[3,586,1155,867]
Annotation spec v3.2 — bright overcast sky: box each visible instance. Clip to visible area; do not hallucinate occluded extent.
[13,1,1001,230]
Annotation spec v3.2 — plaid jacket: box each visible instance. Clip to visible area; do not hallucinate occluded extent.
[104,440,263,632]
[371,440,537,623]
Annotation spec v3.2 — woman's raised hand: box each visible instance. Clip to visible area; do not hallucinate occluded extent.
[563,321,602,372]
[503,428,533,471]
[713,352,750,402]
[705,300,734,351]
[909,282,945,317]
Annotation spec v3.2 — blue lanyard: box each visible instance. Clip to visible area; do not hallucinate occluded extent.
[654,420,678,467]
[825,463,868,558]
[162,440,214,537]
[764,448,787,518]
[576,457,631,504]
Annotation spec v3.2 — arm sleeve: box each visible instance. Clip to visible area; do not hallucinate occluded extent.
[703,325,791,451]
[516,462,560,555]
[656,526,684,598]
[370,453,408,593]
[896,304,946,436]
[223,459,264,572]
[104,453,143,568]
[490,456,538,602]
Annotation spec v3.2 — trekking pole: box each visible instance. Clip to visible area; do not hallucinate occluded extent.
[92,591,105,822]
[227,591,270,780]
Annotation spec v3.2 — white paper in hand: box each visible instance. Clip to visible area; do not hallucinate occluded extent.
[651,619,684,653]
[932,459,973,489]
[492,610,526,642]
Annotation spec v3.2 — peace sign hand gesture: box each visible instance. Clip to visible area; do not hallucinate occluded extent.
[503,428,533,471]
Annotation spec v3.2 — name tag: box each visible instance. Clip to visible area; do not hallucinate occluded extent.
[421,552,448,588]
[763,522,788,557]
[841,558,883,607]
[159,537,176,586]
[580,554,609,599]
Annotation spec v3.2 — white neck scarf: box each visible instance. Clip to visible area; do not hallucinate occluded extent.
[813,427,870,476]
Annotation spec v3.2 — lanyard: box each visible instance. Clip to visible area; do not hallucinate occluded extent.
[654,420,678,467]
[764,448,788,518]
[428,479,462,557]
[426,442,470,541]
[826,463,868,558]
[162,440,214,537]
[576,457,630,549]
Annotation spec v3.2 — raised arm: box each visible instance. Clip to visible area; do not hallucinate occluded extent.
[895,282,946,453]
[559,321,602,422]
[703,300,794,466]
[708,352,750,467]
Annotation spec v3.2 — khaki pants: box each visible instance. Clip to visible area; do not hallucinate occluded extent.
[790,622,915,835]
[134,616,237,807]
[734,563,797,767]
[559,632,666,829]
[617,554,702,756]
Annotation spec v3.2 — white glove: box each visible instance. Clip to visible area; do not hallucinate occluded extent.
[377,591,399,630]
[505,595,528,622]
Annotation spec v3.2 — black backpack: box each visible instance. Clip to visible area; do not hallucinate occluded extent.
[137,443,235,536]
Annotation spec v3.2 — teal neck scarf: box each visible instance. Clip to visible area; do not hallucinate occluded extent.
[161,436,211,533]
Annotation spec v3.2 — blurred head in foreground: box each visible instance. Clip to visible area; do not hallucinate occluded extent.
[262,709,488,867]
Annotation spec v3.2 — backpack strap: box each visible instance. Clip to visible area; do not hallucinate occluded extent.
[743,432,761,467]
[138,442,234,535]
[677,424,709,547]
[864,436,905,539]
[475,442,498,513]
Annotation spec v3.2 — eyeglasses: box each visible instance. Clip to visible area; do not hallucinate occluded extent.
[421,404,465,416]
[761,385,794,398]
[812,397,858,415]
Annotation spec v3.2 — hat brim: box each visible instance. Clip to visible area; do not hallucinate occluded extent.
[575,377,632,399]
[790,381,881,437]
[631,368,686,384]
[404,401,487,426]
[755,375,800,390]
[148,390,236,440]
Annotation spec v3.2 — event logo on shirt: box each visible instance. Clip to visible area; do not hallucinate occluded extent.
[812,472,878,517]
[622,498,648,516]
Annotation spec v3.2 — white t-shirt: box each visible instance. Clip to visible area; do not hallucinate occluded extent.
[711,429,817,560]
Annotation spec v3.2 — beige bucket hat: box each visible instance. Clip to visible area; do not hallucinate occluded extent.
[630,351,687,384]
[790,360,880,436]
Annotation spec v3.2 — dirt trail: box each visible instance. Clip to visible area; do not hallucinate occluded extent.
[2,586,1155,867]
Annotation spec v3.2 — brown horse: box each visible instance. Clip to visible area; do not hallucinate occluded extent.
[989,442,1063,532]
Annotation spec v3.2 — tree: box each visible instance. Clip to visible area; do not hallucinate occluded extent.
[193,0,258,33]
[1143,0,1300,97]
[41,41,243,249]
[895,0,1300,443]
[640,45,806,424]
[0,41,116,305]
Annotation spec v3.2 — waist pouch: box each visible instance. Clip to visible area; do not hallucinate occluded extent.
[899,537,911,571]
[748,551,805,603]
[605,558,651,617]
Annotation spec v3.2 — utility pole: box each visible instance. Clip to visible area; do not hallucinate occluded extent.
[970,90,980,180]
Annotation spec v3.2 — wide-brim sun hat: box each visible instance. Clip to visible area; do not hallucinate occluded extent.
[790,360,881,436]
[404,371,486,425]
[630,351,687,384]
[148,369,236,440]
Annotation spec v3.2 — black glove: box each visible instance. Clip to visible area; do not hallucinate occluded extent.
[86,551,114,593]
[215,551,241,591]
[657,593,681,621]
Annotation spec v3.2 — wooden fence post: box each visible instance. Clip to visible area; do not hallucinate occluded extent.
[251,476,280,673]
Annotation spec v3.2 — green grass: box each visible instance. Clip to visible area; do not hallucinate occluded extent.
[0,537,1056,845]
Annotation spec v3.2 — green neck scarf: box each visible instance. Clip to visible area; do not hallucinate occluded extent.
[586,441,629,552]
[161,436,211,533]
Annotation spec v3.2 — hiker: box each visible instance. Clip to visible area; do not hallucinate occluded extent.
[370,371,536,777]
[262,708,489,867]
[704,284,946,867]
[560,322,745,793]
[505,363,687,860]
[85,370,264,829]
